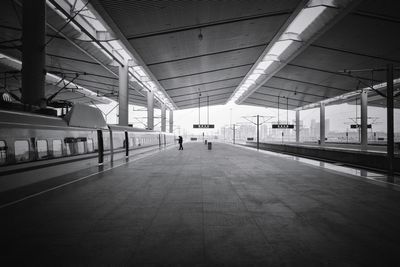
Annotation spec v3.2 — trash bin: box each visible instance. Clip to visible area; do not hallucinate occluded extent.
[205,140,207,145]
[208,142,212,150]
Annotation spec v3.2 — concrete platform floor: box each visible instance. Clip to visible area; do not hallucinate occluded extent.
[1,142,400,266]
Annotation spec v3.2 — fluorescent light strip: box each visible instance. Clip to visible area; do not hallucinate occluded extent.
[268,40,294,57]
[228,0,333,104]
[286,6,326,35]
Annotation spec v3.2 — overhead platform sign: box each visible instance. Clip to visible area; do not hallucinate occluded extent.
[272,124,294,129]
[193,124,215,129]
[350,124,372,129]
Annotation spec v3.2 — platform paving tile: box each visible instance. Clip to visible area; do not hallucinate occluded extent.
[1,142,400,266]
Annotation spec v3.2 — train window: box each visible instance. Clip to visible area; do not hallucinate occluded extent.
[65,138,75,156]
[14,140,30,162]
[66,144,72,155]
[103,131,110,150]
[87,139,94,153]
[77,141,85,154]
[113,132,124,149]
[129,137,134,148]
[36,140,48,159]
[0,140,7,164]
[53,140,62,157]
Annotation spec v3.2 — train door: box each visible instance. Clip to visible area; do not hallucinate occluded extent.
[159,134,161,147]
[97,130,104,164]
[109,128,114,162]
[125,131,129,157]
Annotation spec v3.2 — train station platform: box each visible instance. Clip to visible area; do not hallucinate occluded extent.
[1,142,400,266]
[246,141,400,174]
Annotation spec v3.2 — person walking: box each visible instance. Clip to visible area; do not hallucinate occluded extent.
[178,136,183,150]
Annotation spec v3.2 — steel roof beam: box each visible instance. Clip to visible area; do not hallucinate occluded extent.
[173,92,232,104]
[252,91,313,104]
[287,63,384,83]
[165,76,244,91]
[146,43,267,66]
[126,10,292,40]
[272,75,349,92]
[177,97,227,109]
[47,53,99,65]
[245,97,299,108]
[157,63,253,82]
[261,85,327,99]
[46,66,116,80]
[310,43,400,64]
[353,10,400,24]
[170,86,236,99]
[242,100,291,109]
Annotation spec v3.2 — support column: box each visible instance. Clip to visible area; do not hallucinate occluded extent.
[169,110,173,133]
[387,64,394,177]
[161,103,166,132]
[256,115,259,150]
[22,0,46,108]
[118,62,129,126]
[233,124,236,144]
[320,102,325,146]
[296,110,300,143]
[360,90,368,151]
[147,90,154,130]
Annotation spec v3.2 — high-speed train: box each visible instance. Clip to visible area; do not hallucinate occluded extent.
[0,106,176,192]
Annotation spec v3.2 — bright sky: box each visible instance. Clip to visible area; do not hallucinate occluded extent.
[96,101,400,135]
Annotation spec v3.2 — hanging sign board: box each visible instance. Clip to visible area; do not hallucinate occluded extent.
[350,124,372,129]
[193,124,214,129]
[272,124,294,129]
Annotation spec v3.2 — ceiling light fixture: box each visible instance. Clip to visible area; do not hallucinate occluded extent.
[227,0,351,106]
[198,28,203,41]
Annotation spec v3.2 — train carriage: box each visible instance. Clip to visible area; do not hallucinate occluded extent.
[0,105,175,192]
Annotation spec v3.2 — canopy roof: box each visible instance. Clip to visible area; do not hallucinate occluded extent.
[0,0,398,110]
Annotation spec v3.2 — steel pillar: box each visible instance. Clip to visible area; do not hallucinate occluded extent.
[257,115,259,150]
[118,62,129,126]
[161,103,166,132]
[169,110,173,133]
[360,90,368,151]
[296,110,300,143]
[22,0,46,108]
[233,124,236,144]
[147,90,154,130]
[387,64,394,177]
[320,102,325,146]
